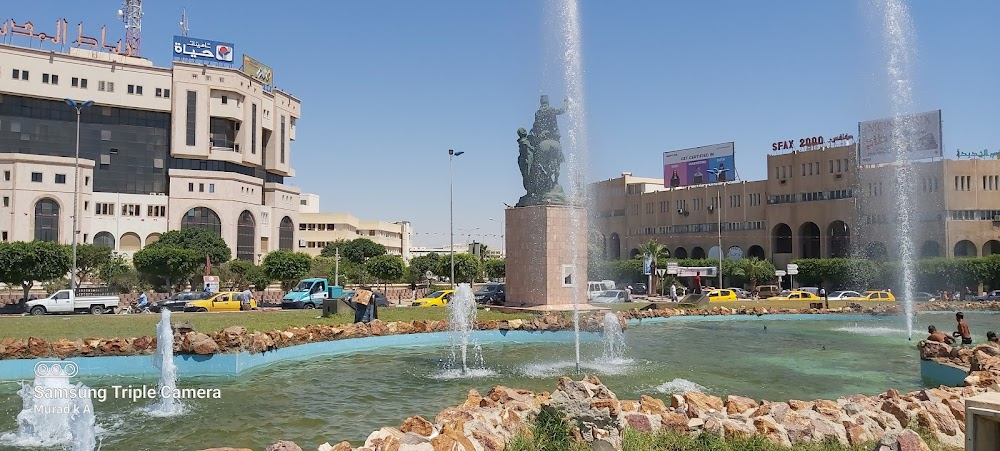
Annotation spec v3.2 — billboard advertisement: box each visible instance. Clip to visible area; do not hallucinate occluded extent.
[241,54,273,86]
[663,142,735,188]
[858,110,942,165]
[173,35,235,65]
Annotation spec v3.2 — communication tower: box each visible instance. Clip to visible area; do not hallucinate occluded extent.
[180,8,189,37]
[117,0,143,56]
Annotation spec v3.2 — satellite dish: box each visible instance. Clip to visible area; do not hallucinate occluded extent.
[117,10,124,18]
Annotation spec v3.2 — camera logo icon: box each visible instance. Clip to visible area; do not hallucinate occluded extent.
[34,361,79,378]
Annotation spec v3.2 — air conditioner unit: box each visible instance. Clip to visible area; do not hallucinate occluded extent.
[780,180,787,185]
[298,239,306,248]
[707,205,714,212]
[677,209,684,214]
[993,215,1000,223]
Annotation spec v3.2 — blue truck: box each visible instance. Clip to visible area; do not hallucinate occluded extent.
[280,278,347,309]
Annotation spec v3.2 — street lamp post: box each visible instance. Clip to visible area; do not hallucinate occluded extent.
[488,217,504,257]
[707,168,729,288]
[449,149,465,288]
[64,99,94,292]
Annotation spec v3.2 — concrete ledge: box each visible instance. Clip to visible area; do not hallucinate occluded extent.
[920,358,969,387]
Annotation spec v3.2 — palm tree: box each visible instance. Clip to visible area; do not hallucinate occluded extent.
[637,240,670,293]
[742,257,774,290]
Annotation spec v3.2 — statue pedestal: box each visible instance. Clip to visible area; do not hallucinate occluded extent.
[505,205,588,309]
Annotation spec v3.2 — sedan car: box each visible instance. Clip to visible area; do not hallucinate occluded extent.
[726,288,750,299]
[474,283,506,305]
[412,290,454,307]
[848,291,896,302]
[827,290,861,301]
[183,291,257,312]
[591,289,630,303]
[769,291,821,301]
[913,292,937,302]
[707,289,738,302]
[153,291,209,312]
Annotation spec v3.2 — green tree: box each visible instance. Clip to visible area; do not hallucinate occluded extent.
[319,239,353,258]
[406,253,442,283]
[436,253,482,284]
[73,244,113,285]
[262,250,312,291]
[637,240,671,266]
[219,259,257,290]
[736,257,775,289]
[484,258,506,280]
[341,238,386,264]
[149,228,232,265]
[0,242,72,301]
[247,264,272,291]
[366,254,406,291]
[308,256,338,280]
[99,255,144,293]
[132,247,201,294]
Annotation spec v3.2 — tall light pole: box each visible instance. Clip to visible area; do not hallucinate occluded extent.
[489,217,504,257]
[708,168,729,288]
[449,149,465,288]
[65,99,94,292]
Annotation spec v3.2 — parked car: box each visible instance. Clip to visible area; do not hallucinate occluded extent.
[412,290,454,307]
[769,291,821,301]
[474,283,506,305]
[631,283,648,295]
[797,287,820,296]
[26,289,120,315]
[591,289,630,303]
[154,291,209,312]
[756,285,781,298]
[727,287,750,299]
[912,292,937,302]
[707,289,738,302]
[183,291,257,312]
[827,290,861,301]
[974,290,1000,302]
[848,291,896,302]
[587,280,616,300]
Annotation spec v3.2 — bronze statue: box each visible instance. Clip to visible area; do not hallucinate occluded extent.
[516,95,570,207]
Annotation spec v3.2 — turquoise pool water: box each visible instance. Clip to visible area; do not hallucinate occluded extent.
[0,311,995,451]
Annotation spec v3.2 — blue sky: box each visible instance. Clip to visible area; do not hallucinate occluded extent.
[6,1,1000,249]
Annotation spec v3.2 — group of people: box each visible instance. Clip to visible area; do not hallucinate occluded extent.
[926,312,996,346]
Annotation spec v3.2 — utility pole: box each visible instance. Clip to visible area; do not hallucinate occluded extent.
[334,247,340,286]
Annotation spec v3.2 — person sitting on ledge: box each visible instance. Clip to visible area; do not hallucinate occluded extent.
[988,331,999,344]
[926,325,955,344]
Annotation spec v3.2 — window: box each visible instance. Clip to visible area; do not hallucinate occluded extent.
[251,104,257,154]
[3,171,9,181]
[155,88,162,97]
[84,201,89,211]
[280,115,286,163]
[34,199,59,242]
[1,232,6,242]
[84,176,90,186]
[136,85,142,95]
[42,73,49,83]
[101,130,111,141]
[72,77,79,87]
[164,89,170,98]
[221,95,228,104]
[147,205,166,217]
[31,172,42,182]
[99,81,106,91]
[55,174,66,184]
[95,203,115,215]
[188,182,194,192]
[186,91,197,146]
[20,70,28,81]
[107,82,114,92]
[121,204,140,216]
[128,85,134,94]
[11,69,19,79]
[181,207,222,237]
[80,78,87,89]
[2,197,7,207]
[199,183,204,192]
[208,183,215,193]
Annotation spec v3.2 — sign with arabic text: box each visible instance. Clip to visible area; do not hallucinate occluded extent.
[241,54,273,86]
[956,149,1000,159]
[0,18,135,56]
[858,110,942,165]
[173,35,235,65]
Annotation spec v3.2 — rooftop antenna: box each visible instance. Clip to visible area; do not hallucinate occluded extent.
[180,8,189,37]
[117,0,143,56]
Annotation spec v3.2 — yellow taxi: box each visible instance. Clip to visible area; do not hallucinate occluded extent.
[412,290,454,307]
[706,289,738,302]
[769,290,821,301]
[848,291,896,302]
[183,291,256,312]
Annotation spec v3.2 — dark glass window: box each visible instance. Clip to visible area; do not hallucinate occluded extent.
[80,79,87,89]
[237,210,256,261]
[181,207,221,237]
[72,77,78,87]
[280,115,286,163]
[279,216,294,250]
[55,174,66,184]
[251,104,257,154]
[186,91,197,146]
[210,117,237,149]
[93,231,115,249]
[31,172,42,182]
[34,198,59,242]
[21,71,28,81]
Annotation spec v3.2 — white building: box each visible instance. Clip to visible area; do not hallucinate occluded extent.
[0,40,302,260]
[297,194,412,261]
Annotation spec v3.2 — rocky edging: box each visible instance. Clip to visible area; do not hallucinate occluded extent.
[918,340,1000,388]
[199,374,980,451]
[6,301,999,361]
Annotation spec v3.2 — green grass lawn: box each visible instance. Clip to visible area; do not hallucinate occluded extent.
[0,307,533,341]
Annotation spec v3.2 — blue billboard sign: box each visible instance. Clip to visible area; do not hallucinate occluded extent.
[173,35,235,65]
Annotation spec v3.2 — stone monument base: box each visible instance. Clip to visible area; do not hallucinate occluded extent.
[505,205,587,308]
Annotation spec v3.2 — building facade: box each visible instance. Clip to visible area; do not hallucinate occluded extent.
[0,42,301,260]
[296,194,412,261]
[591,144,1000,268]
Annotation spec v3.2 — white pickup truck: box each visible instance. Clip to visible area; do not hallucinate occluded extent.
[26,289,120,315]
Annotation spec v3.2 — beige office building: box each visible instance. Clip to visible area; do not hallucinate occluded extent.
[0,38,301,261]
[591,144,1000,268]
[297,194,412,261]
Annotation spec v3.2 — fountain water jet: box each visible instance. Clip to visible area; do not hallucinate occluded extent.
[0,368,98,450]
[600,312,627,362]
[876,0,920,338]
[146,308,183,416]
[448,284,478,374]
[550,0,589,373]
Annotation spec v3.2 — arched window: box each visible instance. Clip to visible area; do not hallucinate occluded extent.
[827,221,851,258]
[279,216,294,250]
[772,223,792,254]
[93,231,115,249]
[237,210,256,261]
[674,247,688,259]
[120,232,141,251]
[799,222,821,258]
[691,247,706,259]
[181,207,222,236]
[34,198,60,242]
[146,233,161,245]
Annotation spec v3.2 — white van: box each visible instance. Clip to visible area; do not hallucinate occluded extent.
[587,280,616,300]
